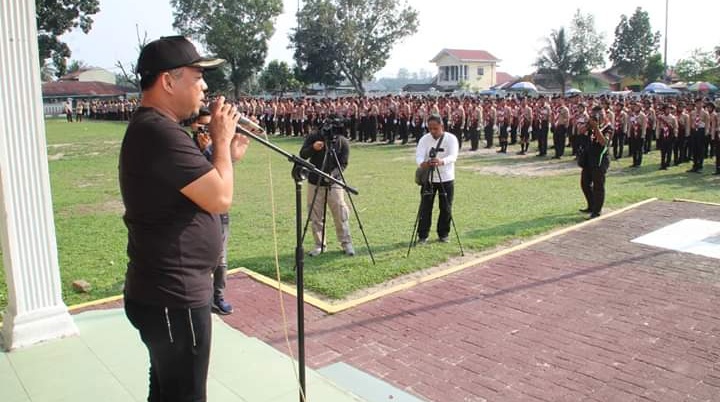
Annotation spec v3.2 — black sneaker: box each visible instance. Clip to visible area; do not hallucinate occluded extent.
[588,213,600,220]
[212,298,233,315]
[579,208,591,213]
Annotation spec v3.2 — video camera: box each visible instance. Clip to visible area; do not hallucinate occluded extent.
[320,115,347,142]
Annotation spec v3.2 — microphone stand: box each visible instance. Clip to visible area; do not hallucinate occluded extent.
[236,126,358,402]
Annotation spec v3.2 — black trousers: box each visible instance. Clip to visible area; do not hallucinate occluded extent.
[715,138,720,172]
[398,118,409,144]
[581,164,607,215]
[510,124,518,144]
[659,136,673,168]
[553,125,567,158]
[691,128,706,171]
[418,180,454,240]
[292,120,302,137]
[673,136,685,165]
[484,125,494,148]
[349,117,357,141]
[612,131,625,159]
[451,124,463,150]
[644,127,654,153]
[125,299,212,402]
[629,135,644,166]
[537,122,549,155]
[468,124,479,150]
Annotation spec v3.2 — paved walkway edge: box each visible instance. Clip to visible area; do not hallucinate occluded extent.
[239,197,659,315]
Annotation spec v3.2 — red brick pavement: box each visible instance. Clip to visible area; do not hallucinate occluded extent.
[82,200,719,401]
[220,200,720,402]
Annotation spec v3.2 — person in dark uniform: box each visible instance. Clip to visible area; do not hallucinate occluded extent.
[657,104,678,170]
[579,105,611,219]
[688,98,710,173]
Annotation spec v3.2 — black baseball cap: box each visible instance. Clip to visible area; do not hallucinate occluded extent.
[136,35,225,76]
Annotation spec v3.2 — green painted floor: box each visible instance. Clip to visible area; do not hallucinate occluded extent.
[0,309,366,402]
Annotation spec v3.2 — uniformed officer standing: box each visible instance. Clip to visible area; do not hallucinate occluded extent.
[580,106,611,219]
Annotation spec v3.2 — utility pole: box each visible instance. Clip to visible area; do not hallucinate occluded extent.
[663,0,669,80]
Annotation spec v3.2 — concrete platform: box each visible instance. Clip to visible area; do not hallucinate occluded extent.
[0,309,366,402]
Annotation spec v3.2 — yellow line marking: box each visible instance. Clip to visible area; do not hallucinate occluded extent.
[68,295,124,311]
[60,198,661,314]
[673,198,720,207]
[240,197,659,314]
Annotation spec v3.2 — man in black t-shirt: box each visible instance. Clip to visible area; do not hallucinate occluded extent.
[119,36,249,402]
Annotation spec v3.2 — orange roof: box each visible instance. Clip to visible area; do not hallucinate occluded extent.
[431,49,500,63]
[495,71,514,86]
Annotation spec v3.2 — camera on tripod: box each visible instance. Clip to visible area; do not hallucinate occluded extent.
[320,115,346,142]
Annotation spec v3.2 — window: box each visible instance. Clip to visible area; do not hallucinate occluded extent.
[463,65,469,81]
[477,67,485,76]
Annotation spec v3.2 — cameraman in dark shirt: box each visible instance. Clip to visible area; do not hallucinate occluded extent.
[579,105,611,219]
[299,117,354,256]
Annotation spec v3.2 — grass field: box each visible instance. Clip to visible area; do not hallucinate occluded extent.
[0,119,718,311]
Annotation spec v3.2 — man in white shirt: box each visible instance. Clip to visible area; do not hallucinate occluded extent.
[415,115,459,243]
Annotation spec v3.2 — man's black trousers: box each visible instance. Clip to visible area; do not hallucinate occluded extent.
[125,299,212,402]
[418,180,454,240]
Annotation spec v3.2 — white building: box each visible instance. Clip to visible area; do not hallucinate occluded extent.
[430,48,502,92]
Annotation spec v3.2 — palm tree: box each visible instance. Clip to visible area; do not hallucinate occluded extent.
[535,27,578,95]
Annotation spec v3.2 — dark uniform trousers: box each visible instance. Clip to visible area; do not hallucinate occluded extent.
[691,128,706,171]
[581,157,609,215]
[553,125,567,158]
[484,124,494,148]
[418,180,454,240]
[537,121,549,156]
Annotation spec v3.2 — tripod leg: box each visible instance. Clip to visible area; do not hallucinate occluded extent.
[320,186,328,253]
[434,170,465,256]
[345,191,376,264]
[300,183,322,247]
[406,192,424,258]
[328,145,377,264]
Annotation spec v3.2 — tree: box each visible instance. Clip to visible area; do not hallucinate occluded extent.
[36,0,100,78]
[674,49,720,83]
[203,66,233,96]
[67,60,88,74]
[644,53,665,84]
[291,0,419,95]
[171,0,283,99]
[397,68,410,80]
[569,9,606,74]
[114,25,149,91]
[535,27,577,95]
[608,7,660,78]
[259,60,299,95]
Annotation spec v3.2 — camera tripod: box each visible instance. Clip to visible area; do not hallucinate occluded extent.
[407,163,464,257]
[301,134,376,264]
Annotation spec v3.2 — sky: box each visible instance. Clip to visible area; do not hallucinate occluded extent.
[62,0,719,79]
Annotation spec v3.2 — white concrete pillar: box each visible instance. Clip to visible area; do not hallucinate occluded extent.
[0,0,78,350]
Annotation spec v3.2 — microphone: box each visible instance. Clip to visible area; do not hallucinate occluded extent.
[237,115,265,134]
